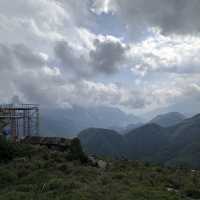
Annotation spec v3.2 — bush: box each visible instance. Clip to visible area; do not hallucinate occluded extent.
[184,189,200,199]
[67,138,88,163]
[112,172,126,180]
[0,168,17,186]
[0,137,16,162]
[13,143,35,159]
[0,191,34,200]
[46,178,65,191]
[15,184,34,192]
[0,137,36,163]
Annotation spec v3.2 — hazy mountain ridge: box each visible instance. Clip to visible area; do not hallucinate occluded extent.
[41,106,141,137]
[116,112,187,135]
[110,123,144,135]
[150,112,186,127]
[79,113,200,167]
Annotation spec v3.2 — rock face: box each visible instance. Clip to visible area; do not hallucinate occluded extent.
[20,136,88,163]
[22,136,109,166]
[21,136,88,163]
[22,136,72,151]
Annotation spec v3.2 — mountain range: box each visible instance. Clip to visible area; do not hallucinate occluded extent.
[40,106,141,137]
[149,112,186,127]
[79,112,200,168]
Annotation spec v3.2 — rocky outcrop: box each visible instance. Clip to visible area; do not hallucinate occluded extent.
[21,136,88,163]
[88,156,108,169]
[22,136,108,167]
[22,136,72,151]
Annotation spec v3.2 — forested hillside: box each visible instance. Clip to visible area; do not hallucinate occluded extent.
[79,113,200,168]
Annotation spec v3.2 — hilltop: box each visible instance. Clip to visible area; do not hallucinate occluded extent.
[1,137,200,200]
[150,112,186,127]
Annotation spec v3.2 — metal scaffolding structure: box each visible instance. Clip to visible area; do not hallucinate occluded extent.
[0,104,39,140]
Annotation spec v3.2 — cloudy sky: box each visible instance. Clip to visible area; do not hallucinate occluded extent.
[1,0,200,116]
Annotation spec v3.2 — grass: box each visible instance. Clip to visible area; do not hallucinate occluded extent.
[0,138,200,200]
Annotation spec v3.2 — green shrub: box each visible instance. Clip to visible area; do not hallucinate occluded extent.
[13,143,35,158]
[21,169,49,185]
[15,184,34,192]
[67,138,88,163]
[112,172,126,180]
[0,137,36,163]
[184,189,200,199]
[46,178,66,191]
[0,137,16,162]
[56,163,71,174]
[0,168,17,186]
[0,191,33,200]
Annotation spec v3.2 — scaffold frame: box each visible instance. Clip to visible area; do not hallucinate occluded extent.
[0,104,39,140]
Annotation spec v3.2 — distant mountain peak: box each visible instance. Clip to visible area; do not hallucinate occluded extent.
[41,106,141,137]
[79,113,200,168]
[150,112,186,127]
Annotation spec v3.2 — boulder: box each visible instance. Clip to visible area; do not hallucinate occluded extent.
[97,160,107,169]
[88,156,98,166]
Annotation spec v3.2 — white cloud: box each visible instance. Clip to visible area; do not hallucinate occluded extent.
[128,31,200,76]
[91,0,117,14]
[0,0,200,115]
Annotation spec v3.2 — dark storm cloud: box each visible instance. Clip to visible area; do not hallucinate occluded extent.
[54,40,91,78]
[54,38,128,77]
[90,38,127,74]
[96,0,200,35]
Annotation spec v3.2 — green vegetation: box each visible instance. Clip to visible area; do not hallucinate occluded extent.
[79,114,200,168]
[0,138,200,200]
[0,137,35,163]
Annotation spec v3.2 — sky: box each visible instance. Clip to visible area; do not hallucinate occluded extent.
[1,0,200,116]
